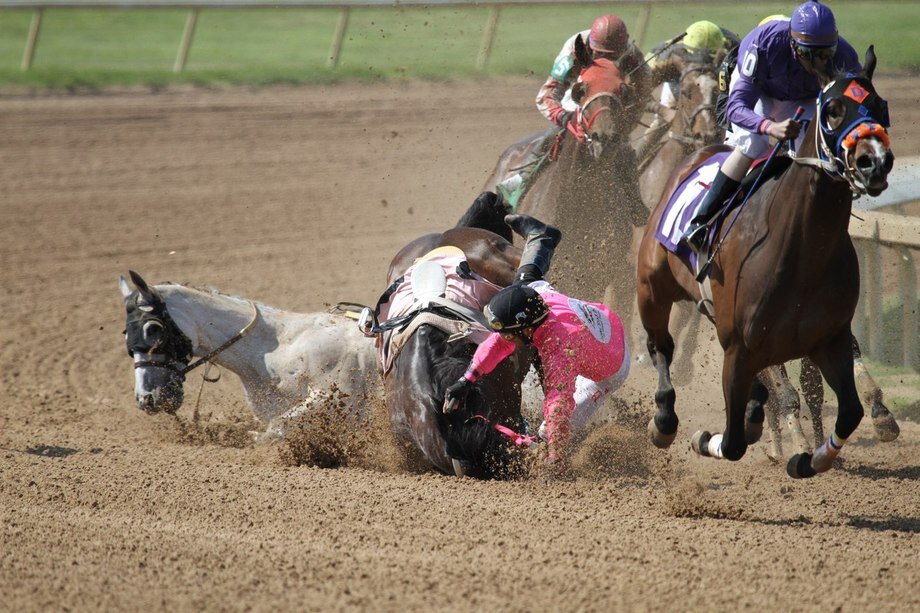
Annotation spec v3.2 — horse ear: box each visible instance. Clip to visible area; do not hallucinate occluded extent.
[128,270,156,303]
[119,275,133,299]
[864,45,877,80]
[574,34,592,68]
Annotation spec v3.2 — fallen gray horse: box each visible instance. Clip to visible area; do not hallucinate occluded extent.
[120,270,381,439]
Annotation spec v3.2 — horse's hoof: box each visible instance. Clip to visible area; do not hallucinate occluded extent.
[872,409,900,442]
[690,430,712,457]
[451,458,467,478]
[744,420,763,445]
[648,418,676,449]
[786,453,817,479]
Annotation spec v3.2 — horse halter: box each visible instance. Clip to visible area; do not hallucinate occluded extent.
[125,291,258,379]
[803,74,891,195]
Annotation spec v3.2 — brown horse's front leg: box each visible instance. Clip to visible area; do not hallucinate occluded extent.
[690,346,754,461]
[788,330,864,478]
[640,306,678,448]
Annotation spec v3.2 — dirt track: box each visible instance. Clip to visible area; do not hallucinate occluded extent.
[1,77,918,611]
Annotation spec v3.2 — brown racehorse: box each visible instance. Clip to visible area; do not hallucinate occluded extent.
[483,35,648,310]
[376,194,532,479]
[637,48,894,478]
[634,55,899,453]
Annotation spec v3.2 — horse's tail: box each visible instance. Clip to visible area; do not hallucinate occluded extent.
[455,191,513,242]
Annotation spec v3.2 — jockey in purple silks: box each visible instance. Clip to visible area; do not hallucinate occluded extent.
[679,0,861,254]
[442,210,630,468]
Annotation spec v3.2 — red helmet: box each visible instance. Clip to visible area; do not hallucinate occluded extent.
[589,14,628,55]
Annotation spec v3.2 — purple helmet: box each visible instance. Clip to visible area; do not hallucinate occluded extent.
[790,0,838,47]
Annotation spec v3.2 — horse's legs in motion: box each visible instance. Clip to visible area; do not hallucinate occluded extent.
[800,337,899,443]
[852,337,900,441]
[788,330,864,478]
[642,301,678,448]
[799,357,825,445]
[691,346,754,461]
[759,365,810,458]
[744,374,768,446]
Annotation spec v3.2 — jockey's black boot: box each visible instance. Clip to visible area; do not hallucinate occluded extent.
[679,170,741,253]
[505,214,562,284]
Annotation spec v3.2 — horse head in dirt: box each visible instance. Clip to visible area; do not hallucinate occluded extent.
[637,47,893,479]
[120,271,380,438]
[121,271,197,413]
[366,193,533,478]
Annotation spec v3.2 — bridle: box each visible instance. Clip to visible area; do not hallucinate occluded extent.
[792,74,892,196]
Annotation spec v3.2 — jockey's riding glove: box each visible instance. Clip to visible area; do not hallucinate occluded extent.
[443,377,473,413]
[557,110,575,129]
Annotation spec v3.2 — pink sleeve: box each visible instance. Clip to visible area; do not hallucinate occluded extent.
[541,361,577,447]
[464,333,516,381]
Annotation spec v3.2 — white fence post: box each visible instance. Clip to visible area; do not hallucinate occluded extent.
[327,7,351,69]
[21,8,43,71]
[174,8,200,73]
[477,6,501,71]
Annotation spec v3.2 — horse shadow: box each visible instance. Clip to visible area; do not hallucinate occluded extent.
[840,463,920,481]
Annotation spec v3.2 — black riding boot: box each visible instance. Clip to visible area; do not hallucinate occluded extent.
[679,170,741,252]
[505,214,562,284]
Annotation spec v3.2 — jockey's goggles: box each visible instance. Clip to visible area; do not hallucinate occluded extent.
[793,42,837,64]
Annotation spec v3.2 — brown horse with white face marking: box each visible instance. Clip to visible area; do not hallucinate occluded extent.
[637,48,894,478]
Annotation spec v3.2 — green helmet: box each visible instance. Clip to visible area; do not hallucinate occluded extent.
[684,21,725,52]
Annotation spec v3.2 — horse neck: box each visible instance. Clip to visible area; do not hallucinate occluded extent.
[775,124,855,256]
[157,284,281,378]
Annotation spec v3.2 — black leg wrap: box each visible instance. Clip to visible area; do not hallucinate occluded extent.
[720,439,747,462]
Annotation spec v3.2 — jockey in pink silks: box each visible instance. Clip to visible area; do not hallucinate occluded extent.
[443,207,630,466]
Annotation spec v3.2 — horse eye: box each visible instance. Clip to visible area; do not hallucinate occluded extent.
[142,320,165,343]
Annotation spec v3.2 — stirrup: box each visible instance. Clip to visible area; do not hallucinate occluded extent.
[680,223,708,252]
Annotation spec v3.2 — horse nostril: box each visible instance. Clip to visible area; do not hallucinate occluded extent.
[137,394,157,413]
[883,152,894,173]
[856,155,873,171]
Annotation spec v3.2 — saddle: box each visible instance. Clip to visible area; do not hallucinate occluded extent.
[362,247,501,374]
[496,127,565,209]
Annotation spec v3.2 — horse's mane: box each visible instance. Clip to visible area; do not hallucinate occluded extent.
[454,191,512,241]
[421,327,518,479]
[156,281,284,316]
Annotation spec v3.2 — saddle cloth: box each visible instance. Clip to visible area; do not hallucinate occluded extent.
[376,247,502,374]
[654,151,731,261]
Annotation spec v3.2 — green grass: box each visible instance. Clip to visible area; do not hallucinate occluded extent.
[0,2,918,89]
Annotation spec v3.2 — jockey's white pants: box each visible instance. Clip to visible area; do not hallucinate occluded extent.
[537,342,631,440]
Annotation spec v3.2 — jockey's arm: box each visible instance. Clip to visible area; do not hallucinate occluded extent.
[536,33,581,127]
[540,358,578,451]
[462,332,517,383]
[536,75,572,127]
